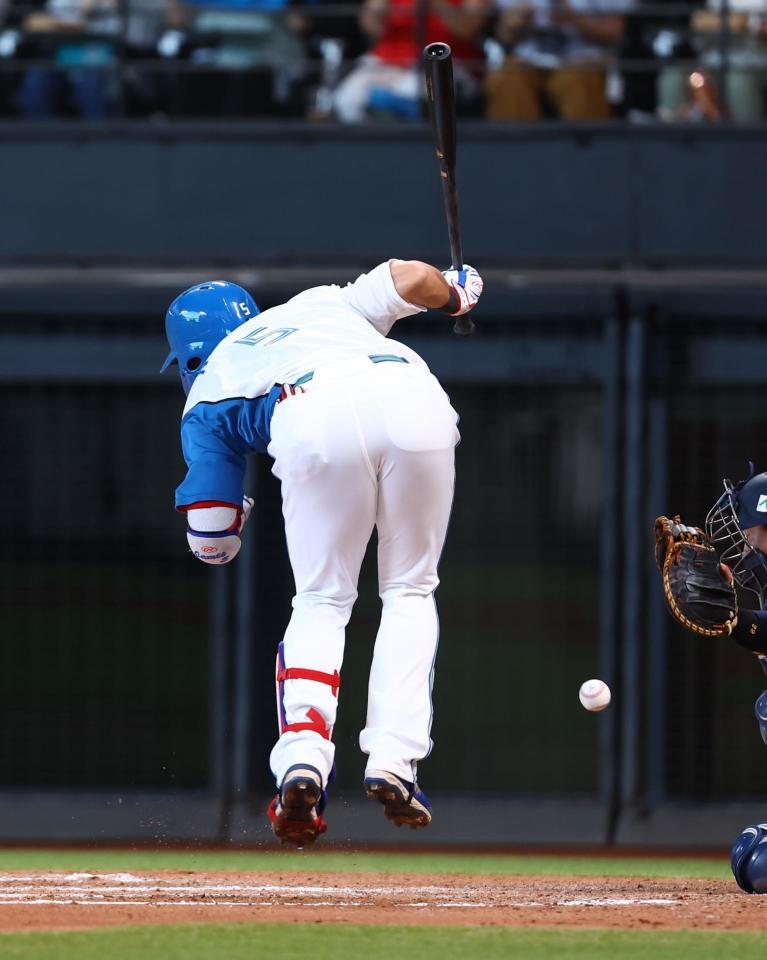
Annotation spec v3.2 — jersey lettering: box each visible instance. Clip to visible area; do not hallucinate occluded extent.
[235,327,298,348]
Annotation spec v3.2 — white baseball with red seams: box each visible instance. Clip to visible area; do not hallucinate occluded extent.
[579,679,611,712]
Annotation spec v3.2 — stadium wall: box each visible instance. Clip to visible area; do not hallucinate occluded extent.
[1,122,767,267]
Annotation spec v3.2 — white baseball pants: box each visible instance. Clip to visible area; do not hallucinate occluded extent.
[267,356,458,789]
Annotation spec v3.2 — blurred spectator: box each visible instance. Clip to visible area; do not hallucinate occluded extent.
[161,0,305,115]
[657,0,767,121]
[117,0,175,116]
[614,6,657,119]
[0,0,15,114]
[333,0,490,123]
[169,0,302,68]
[19,0,121,118]
[286,0,366,117]
[287,0,366,64]
[126,0,173,50]
[485,0,633,120]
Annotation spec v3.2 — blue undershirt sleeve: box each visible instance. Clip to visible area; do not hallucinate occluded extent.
[174,389,281,511]
[733,609,767,657]
[176,417,246,510]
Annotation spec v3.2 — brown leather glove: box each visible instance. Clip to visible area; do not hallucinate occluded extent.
[654,515,738,638]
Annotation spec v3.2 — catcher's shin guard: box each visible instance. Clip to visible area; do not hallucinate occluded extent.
[268,764,328,847]
[364,770,432,829]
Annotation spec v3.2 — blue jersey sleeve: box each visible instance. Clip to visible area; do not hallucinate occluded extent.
[175,386,281,510]
[733,609,767,657]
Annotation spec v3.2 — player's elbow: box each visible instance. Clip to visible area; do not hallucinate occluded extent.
[390,260,448,309]
[185,504,242,565]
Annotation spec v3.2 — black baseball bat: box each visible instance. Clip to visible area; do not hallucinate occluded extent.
[423,41,475,336]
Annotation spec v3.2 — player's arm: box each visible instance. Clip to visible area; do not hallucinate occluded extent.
[340,259,482,335]
[182,497,254,565]
[390,260,450,308]
[551,8,625,45]
[176,406,253,565]
[389,259,483,316]
[431,0,492,42]
[732,610,767,657]
[359,0,389,40]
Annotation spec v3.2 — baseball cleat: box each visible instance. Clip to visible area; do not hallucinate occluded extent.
[364,770,432,829]
[268,764,328,847]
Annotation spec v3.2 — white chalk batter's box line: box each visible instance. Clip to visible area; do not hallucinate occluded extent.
[0,898,677,908]
[0,876,679,909]
[0,884,492,895]
[0,900,492,908]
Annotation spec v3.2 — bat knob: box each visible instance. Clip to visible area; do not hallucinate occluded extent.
[453,316,476,336]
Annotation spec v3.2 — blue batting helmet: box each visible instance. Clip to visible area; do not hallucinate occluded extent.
[161,280,259,394]
[706,463,767,602]
[731,822,767,893]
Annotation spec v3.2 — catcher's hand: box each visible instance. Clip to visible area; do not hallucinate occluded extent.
[654,515,738,638]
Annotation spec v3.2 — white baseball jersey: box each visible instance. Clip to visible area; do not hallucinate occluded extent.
[182,260,427,418]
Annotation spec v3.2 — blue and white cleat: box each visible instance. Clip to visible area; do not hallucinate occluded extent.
[364,770,432,829]
[755,690,767,746]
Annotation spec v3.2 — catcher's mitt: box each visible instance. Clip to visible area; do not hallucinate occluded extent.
[654,515,738,638]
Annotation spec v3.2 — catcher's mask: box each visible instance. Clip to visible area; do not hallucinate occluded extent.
[732,822,767,893]
[705,462,767,603]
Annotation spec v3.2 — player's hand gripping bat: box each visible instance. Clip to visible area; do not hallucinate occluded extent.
[423,41,475,336]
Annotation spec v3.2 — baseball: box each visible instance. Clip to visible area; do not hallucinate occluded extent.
[579,679,611,712]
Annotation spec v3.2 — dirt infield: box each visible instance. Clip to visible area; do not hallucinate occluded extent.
[0,871,760,933]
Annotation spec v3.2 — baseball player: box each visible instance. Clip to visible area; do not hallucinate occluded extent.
[162,260,483,846]
[702,465,767,894]
[656,464,767,742]
[706,465,767,740]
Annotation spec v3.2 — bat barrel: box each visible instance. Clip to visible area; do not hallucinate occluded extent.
[423,40,474,335]
[423,43,458,185]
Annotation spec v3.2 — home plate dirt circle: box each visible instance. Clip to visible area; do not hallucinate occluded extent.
[0,871,758,932]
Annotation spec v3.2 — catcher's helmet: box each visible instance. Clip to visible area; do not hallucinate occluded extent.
[161,281,259,395]
[732,823,767,893]
[705,463,767,602]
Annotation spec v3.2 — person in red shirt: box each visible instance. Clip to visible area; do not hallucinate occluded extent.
[333,0,489,122]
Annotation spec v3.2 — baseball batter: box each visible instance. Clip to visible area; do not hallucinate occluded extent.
[162,259,483,846]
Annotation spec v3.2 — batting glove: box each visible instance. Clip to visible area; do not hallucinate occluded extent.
[442,264,483,317]
[240,495,254,533]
